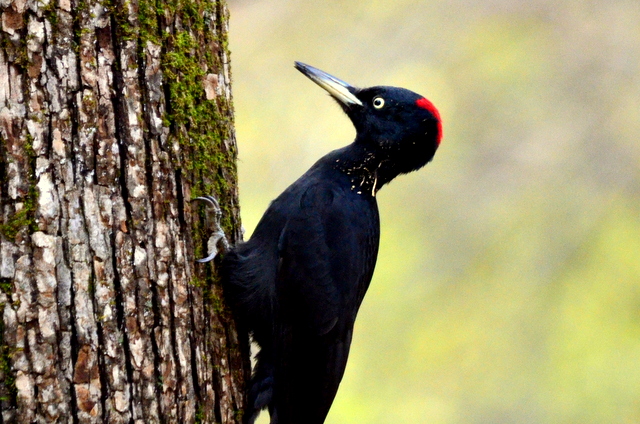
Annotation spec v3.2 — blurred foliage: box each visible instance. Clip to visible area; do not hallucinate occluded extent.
[227,0,640,422]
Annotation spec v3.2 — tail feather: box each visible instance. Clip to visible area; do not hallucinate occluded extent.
[245,351,275,424]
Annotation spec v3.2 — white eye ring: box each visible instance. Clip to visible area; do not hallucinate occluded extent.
[373,97,385,109]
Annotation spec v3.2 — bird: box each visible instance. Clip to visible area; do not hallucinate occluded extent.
[219,62,442,424]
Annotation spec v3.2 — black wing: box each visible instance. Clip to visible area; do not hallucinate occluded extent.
[273,183,379,423]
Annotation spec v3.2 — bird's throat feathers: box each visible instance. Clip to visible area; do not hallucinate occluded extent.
[330,144,395,197]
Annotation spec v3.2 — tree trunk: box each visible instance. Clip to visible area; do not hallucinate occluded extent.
[0,0,248,422]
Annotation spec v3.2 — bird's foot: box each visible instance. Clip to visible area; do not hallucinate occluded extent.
[193,195,230,263]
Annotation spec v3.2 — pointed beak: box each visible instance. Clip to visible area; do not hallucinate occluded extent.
[295,62,363,107]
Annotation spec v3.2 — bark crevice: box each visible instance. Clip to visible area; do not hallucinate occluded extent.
[109,230,136,422]
[67,260,81,424]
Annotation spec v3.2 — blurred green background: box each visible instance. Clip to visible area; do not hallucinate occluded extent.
[226,0,640,422]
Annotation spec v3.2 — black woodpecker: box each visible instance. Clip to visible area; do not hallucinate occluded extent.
[220,62,442,424]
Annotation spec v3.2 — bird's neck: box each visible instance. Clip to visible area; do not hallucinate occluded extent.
[331,142,397,197]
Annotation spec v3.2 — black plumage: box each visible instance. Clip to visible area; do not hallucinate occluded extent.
[221,62,442,424]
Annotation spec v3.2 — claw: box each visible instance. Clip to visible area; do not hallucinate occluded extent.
[196,250,219,264]
[194,195,220,210]
[193,195,230,263]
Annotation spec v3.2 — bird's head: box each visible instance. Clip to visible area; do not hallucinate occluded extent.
[295,62,442,178]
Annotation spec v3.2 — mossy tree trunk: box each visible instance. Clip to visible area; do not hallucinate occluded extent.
[0,0,248,422]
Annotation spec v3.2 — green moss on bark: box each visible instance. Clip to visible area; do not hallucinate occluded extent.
[0,178,38,241]
[0,311,17,405]
[115,0,238,237]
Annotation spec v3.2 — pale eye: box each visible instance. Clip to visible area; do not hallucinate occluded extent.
[372,97,385,109]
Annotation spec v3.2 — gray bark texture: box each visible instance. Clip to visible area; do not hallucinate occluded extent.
[0,0,248,422]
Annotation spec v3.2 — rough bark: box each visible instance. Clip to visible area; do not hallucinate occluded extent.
[0,0,247,422]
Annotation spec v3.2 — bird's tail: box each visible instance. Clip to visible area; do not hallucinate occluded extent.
[245,349,275,424]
